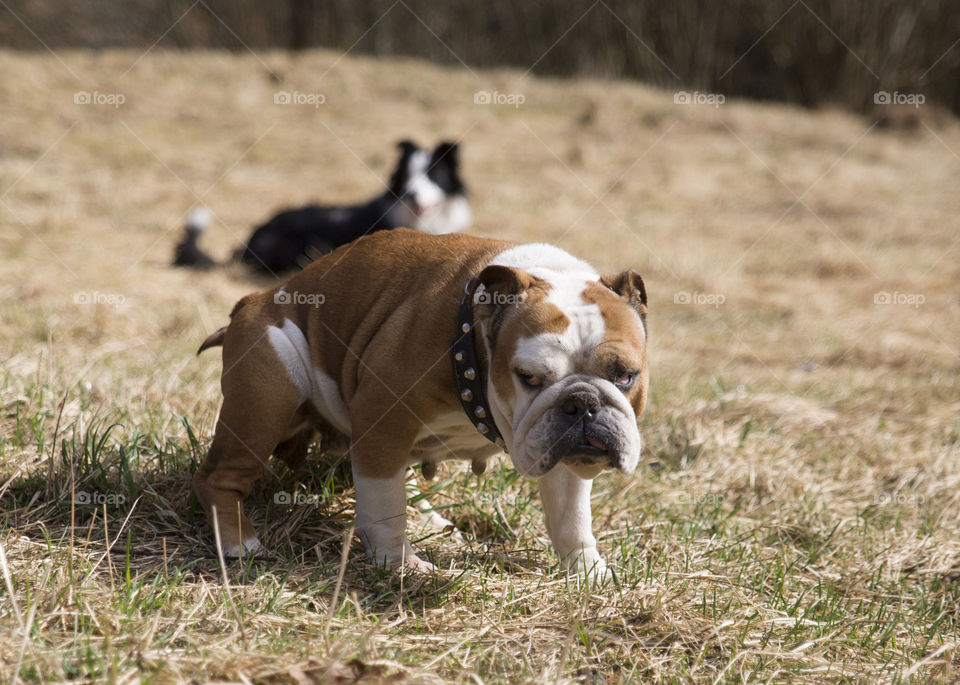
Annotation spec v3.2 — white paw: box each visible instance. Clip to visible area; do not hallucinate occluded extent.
[419,509,464,544]
[584,557,611,583]
[360,532,438,572]
[401,553,438,573]
[561,548,610,582]
[223,536,261,558]
[368,548,438,573]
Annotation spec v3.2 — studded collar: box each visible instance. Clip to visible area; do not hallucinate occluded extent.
[451,277,508,452]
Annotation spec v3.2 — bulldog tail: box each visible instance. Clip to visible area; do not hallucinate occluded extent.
[173,207,217,269]
[197,326,227,355]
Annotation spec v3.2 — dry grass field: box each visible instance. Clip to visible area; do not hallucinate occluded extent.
[1,48,960,682]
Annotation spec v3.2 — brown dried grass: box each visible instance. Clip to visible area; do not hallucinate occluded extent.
[1,48,959,682]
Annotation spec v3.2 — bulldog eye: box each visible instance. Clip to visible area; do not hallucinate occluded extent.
[515,370,543,389]
[614,371,637,390]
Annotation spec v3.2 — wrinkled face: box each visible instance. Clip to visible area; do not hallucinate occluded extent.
[475,263,649,480]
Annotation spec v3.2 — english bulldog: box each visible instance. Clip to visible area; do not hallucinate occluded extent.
[192,228,649,576]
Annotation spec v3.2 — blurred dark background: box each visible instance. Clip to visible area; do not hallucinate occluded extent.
[2,0,958,115]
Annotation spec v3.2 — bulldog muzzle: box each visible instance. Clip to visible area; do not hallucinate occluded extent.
[547,382,635,471]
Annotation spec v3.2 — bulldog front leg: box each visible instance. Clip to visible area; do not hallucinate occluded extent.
[538,465,608,579]
[352,465,436,571]
[348,407,437,572]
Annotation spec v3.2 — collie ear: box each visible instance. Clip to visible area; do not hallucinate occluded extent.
[396,140,418,155]
[600,270,648,322]
[433,141,459,165]
[389,141,420,193]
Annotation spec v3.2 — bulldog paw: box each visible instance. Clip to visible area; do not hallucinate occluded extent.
[561,547,611,582]
[419,509,465,544]
[414,491,465,544]
[223,535,262,559]
[361,533,438,573]
[401,553,438,573]
[372,550,438,573]
[583,556,611,583]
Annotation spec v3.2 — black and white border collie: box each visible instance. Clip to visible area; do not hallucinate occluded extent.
[173,140,470,275]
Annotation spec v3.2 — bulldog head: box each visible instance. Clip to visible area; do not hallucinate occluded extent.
[472,246,649,480]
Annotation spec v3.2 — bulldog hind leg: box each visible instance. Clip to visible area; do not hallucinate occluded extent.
[273,424,317,471]
[193,346,302,558]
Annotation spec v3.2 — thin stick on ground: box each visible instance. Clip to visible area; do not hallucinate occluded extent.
[325,525,354,646]
[103,501,114,592]
[211,505,247,650]
[11,562,50,685]
[0,542,23,631]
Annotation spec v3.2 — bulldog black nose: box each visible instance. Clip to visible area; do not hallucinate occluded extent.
[561,389,602,419]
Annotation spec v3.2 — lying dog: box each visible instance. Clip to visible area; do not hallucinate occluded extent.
[173,140,470,274]
[192,229,649,576]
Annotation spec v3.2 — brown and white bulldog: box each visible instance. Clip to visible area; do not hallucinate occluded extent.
[192,228,649,576]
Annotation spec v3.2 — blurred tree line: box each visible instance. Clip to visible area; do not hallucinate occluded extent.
[2,0,957,115]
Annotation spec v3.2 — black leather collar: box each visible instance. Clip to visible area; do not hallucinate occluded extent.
[451,277,508,452]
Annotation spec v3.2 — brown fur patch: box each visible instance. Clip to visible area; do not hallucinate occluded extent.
[581,281,649,417]
[254,229,516,478]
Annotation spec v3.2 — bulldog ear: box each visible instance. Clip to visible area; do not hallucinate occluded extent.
[473,266,539,337]
[600,270,648,320]
[477,264,537,296]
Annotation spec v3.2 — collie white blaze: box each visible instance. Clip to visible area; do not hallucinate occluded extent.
[403,150,445,214]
